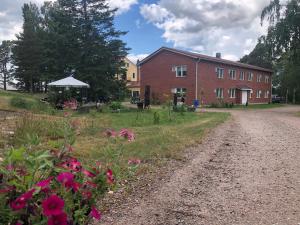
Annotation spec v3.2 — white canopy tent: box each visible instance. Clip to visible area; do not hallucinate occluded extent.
[48,76,89,88]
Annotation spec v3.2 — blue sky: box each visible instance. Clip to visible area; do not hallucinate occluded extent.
[0,0,271,63]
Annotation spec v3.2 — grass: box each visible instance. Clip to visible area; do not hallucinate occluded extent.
[233,103,284,110]
[4,107,229,182]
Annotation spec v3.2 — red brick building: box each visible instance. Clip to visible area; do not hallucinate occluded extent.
[138,47,272,106]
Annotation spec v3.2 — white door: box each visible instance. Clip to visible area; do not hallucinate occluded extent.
[242,91,248,105]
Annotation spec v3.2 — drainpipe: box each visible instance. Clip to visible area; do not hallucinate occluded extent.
[195,58,200,101]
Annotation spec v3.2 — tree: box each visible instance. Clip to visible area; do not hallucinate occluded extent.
[12,3,44,92]
[0,41,13,90]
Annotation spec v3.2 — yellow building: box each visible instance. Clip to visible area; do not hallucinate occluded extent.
[124,57,140,98]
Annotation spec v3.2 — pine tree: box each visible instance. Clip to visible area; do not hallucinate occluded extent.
[12,3,43,92]
[0,40,13,90]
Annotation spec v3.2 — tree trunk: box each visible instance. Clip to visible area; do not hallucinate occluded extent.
[286,89,289,104]
[293,88,296,104]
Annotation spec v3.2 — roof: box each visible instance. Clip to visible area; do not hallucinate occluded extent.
[48,76,90,88]
[236,85,253,91]
[127,81,140,88]
[139,47,273,73]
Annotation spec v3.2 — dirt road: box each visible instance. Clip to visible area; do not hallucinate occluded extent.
[98,106,300,225]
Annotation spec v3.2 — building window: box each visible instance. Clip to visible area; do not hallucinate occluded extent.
[173,65,187,77]
[229,69,236,80]
[248,72,253,81]
[216,88,224,98]
[256,90,262,98]
[250,90,253,98]
[215,67,224,79]
[240,71,245,80]
[126,63,129,67]
[132,73,136,79]
[265,75,270,83]
[257,74,262,82]
[176,88,187,97]
[229,88,236,98]
[265,90,270,98]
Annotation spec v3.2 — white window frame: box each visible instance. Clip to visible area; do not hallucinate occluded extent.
[248,72,253,81]
[250,90,253,99]
[216,88,224,99]
[229,88,236,98]
[239,71,245,80]
[173,65,187,77]
[176,88,187,97]
[257,74,262,82]
[216,67,224,79]
[229,69,236,80]
[256,90,262,98]
[265,90,270,98]
[265,75,270,83]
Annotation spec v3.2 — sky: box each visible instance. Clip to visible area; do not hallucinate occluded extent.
[0,0,272,63]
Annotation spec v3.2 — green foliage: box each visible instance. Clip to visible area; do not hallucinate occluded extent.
[109,101,123,111]
[0,40,13,91]
[10,96,32,109]
[153,111,160,124]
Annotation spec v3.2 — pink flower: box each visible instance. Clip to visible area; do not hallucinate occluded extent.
[84,181,97,188]
[71,182,81,192]
[57,172,75,188]
[81,191,92,199]
[105,129,117,138]
[36,177,53,189]
[128,158,142,165]
[14,222,22,225]
[42,195,65,216]
[47,212,68,225]
[90,206,101,220]
[10,189,35,211]
[119,129,135,142]
[106,169,114,184]
[82,169,96,178]
[60,158,81,172]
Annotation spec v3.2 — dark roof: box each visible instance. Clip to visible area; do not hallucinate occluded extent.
[139,47,273,73]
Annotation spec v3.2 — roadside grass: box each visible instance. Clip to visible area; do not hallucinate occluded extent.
[232,103,284,110]
[8,108,230,182]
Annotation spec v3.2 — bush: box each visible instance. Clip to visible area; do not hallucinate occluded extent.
[109,101,122,111]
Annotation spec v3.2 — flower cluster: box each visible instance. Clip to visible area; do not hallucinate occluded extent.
[0,145,113,225]
[105,128,135,142]
[63,99,78,110]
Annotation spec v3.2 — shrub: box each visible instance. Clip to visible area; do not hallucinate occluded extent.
[109,101,122,111]
[10,97,32,109]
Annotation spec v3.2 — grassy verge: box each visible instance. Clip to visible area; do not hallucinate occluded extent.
[7,108,229,182]
[233,103,284,110]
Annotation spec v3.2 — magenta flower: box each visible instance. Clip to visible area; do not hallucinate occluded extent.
[36,177,53,189]
[57,172,75,188]
[47,212,68,225]
[10,189,35,211]
[106,169,114,184]
[42,195,65,217]
[105,129,117,138]
[81,190,92,199]
[90,206,101,220]
[61,158,81,172]
[82,169,96,178]
[119,129,135,142]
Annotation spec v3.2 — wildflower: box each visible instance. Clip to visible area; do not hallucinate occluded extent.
[82,169,96,178]
[90,206,101,220]
[84,181,97,188]
[119,129,135,142]
[81,191,92,199]
[42,195,65,216]
[57,172,75,188]
[10,189,35,211]
[47,212,68,225]
[105,129,117,138]
[106,169,114,184]
[128,158,142,165]
[71,182,81,192]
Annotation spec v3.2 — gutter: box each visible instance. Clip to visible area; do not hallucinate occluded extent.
[195,58,201,101]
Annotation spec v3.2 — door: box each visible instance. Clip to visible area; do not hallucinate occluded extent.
[242,90,248,105]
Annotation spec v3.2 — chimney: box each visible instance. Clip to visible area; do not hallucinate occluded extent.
[216,53,221,59]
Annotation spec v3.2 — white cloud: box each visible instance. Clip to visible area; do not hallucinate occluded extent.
[141,0,271,60]
[127,53,149,64]
[0,0,137,42]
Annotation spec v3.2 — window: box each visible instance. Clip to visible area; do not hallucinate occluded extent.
[132,73,136,79]
[173,65,187,77]
[248,72,253,81]
[215,67,224,79]
[176,88,187,97]
[229,69,236,80]
[229,88,236,98]
[265,75,270,83]
[256,90,262,98]
[257,74,262,82]
[250,90,253,99]
[240,71,245,80]
[216,88,224,98]
[265,90,270,98]
[126,63,129,67]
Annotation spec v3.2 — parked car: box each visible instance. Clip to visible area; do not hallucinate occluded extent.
[272,95,285,103]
